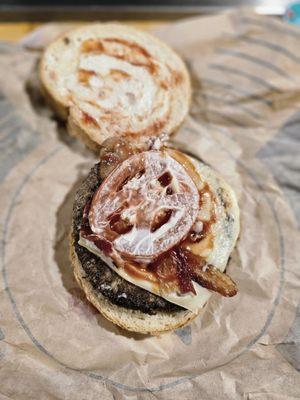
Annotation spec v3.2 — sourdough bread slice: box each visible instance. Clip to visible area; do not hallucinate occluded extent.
[40,23,191,150]
[70,232,197,334]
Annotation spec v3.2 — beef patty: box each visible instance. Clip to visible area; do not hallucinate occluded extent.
[72,163,182,315]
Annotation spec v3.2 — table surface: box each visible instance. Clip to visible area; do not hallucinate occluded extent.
[0,21,165,41]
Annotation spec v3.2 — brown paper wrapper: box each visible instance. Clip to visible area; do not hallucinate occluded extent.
[1,10,300,399]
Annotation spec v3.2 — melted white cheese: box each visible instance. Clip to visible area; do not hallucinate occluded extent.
[79,236,210,313]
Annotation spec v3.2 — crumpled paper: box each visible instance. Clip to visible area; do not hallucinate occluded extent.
[0,10,300,399]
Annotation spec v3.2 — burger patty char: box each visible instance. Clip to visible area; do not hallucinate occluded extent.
[72,164,183,315]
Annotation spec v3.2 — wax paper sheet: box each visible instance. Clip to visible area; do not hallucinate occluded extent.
[0,10,300,399]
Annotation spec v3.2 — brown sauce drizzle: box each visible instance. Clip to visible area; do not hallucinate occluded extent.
[120,258,157,283]
[166,148,201,189]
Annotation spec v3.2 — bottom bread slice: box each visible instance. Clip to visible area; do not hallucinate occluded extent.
[70,232,198,334]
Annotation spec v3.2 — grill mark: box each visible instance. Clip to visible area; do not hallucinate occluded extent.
[81,40,104,52]
[76,37,174,136]
[81,37,156,75]
[125,115,168,138]
[110,69,131,80]
[199,78,273,107]
[104,37,152,59]
[239,36,300,65]
[216,48,292,80]
[78,69,96,84]
[209,63,282,94]
[195,92,263,120]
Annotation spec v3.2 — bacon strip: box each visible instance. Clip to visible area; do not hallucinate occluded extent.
[192,264,237,297]
[176,248,237,297]
[81,199,237,297]
[173,249,196,295]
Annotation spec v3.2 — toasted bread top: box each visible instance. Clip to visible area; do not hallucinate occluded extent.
[40,23,191,149]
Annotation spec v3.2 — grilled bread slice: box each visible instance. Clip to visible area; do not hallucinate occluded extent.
[40,23,191,150]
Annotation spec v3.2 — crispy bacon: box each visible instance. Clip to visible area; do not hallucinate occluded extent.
[192,264,237,297]
[177,248,237,297]
[173,248,196,295]
[81,198,237,297]
[147,246,237,297]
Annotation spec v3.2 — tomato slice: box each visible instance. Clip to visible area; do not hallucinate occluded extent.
[89,150,199,261]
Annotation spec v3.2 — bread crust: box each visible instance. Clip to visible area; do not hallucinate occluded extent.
[39,79,68,121]
[70,231,198,334]
[67,115,100,152]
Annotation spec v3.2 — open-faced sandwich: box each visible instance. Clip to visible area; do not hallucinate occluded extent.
[70,138,240,334]
[43,23,240,334]
[40,23,191,150]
